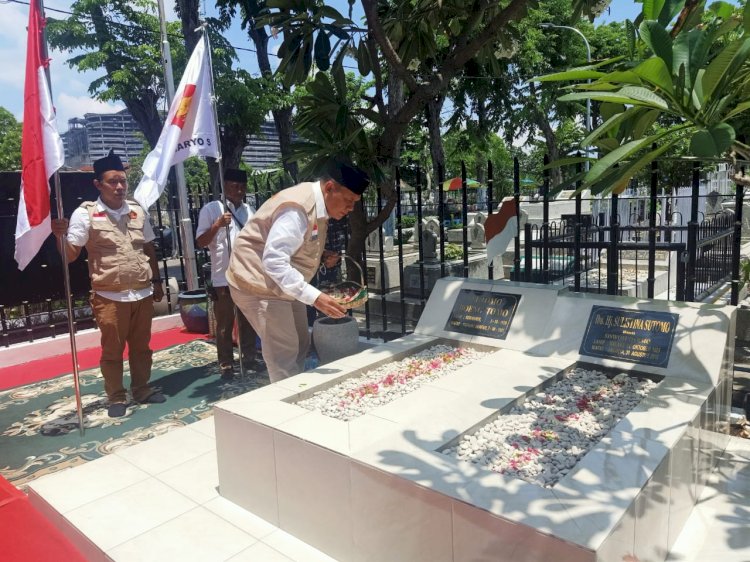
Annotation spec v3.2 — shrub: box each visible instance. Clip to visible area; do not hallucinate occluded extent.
[444,243,463,261]
[401,216,417,228]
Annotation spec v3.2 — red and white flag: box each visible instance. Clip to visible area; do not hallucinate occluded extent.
[485,197,519,264]
[134,35,220,209]
[14,0,65,271]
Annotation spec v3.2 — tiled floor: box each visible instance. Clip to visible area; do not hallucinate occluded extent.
[28,418,336,562]
[27,414,750,562]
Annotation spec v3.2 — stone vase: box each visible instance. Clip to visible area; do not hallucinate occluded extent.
[178,290,209,334]
[312,316,359,365]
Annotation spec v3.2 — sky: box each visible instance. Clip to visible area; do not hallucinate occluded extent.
[0,0,643,132]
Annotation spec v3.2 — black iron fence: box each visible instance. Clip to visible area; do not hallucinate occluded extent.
[0,158,746,346]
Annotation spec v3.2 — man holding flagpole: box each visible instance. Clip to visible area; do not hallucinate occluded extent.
[52,151,166,418]
[196,168,263,379]
[16,0,87,433]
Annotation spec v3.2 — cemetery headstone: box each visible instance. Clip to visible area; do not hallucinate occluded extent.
[470,222,486,250]
[422,229,438,260]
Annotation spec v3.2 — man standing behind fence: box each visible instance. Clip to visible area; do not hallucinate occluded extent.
[196,169,262,380]
[51,150,166,418]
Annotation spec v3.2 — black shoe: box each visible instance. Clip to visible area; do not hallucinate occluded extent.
[220,365,235,380]
[108,403,127,418]
[242,358,266,372]
[138,392,166,404]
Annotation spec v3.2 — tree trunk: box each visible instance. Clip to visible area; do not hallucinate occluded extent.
[426,94,446,184]
[475,99,487,184]
[123,97,163,149]
[176,0,201,54]
[345,73,404,280]
[272,107,297,181]
[249,26,298,180]
[528,82,562,187]
[87,5,163,149]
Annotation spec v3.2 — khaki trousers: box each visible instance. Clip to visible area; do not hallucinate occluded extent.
[91,293,155,404]
[229,287,309,383]
[213,286,257,367]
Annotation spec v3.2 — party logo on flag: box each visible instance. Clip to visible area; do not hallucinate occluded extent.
[171,84,196,129]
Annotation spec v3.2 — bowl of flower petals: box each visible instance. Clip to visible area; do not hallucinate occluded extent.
[321,255,369,309]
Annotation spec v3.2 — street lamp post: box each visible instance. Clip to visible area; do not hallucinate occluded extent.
[539,23,591,137]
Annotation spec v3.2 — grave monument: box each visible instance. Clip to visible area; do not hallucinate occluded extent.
[215,276,734,562]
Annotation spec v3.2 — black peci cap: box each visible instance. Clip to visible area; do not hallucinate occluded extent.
[326,157,369,195]
[93,149,125,177]
[224,168,248,183]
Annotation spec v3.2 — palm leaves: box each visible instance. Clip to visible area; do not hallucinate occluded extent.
[537,0,750,195]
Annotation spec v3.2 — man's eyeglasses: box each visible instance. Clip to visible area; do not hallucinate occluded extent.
[101,178,128,187]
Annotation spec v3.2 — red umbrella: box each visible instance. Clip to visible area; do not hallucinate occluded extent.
[442,177,480,191]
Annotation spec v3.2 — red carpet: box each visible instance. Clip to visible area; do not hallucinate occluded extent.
[0,327,208,391]
[0,475,87,561]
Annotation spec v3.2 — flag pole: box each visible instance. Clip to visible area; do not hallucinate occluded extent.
[38,0,85,435]
[201,26,247,377]
[156,0,199,291]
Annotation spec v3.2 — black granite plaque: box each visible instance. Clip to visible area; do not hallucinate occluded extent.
[444,290,520,339]
[580,306,679,368]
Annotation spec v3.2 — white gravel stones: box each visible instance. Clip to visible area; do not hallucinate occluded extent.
[295,345,489,421]
[443,367,658,488]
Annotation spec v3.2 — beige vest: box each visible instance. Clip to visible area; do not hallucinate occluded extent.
[81,200,152,292]
[227,183,327,300]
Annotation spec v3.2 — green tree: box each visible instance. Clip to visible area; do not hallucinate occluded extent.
[443,130,514,198]
[47,0,273,190]
[262,0,611,262]
[0,108,22,171]
[260,0,606,262]
[538,0,750,195]
[445,0,588,188]
[47,0,182,148]
[174,1,279,195]
[215,0,300,180]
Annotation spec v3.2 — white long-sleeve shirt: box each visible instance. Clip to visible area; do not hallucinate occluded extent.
[262,181,327,305]
[196,199,254,287]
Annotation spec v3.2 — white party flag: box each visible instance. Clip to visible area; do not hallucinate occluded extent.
[134,35,219,209]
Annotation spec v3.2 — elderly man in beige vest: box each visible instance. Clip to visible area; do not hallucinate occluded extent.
[52,150,166,418]
[227,158,369,382]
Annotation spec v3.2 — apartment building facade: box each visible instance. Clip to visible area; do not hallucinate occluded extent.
[62,109,283,171]
[61,109,145,169]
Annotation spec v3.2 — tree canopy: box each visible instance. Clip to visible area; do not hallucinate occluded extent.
[0,108,22,172]
[259,0,611,258]
[538,0,750,195]
[47,0,274,177]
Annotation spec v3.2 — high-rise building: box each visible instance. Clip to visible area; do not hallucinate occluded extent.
[61,109,286,171]
[61,109,144,169]
[241,121,284,171]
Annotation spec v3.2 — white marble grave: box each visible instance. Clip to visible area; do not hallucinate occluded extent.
[215,278,734,562]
